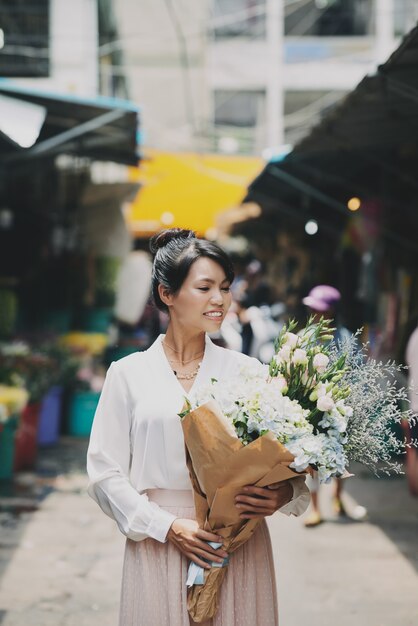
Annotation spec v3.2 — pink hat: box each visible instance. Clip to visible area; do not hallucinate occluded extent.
[302,285,341,312]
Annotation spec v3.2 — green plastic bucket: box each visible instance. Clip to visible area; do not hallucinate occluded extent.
[68,391,100,437]
[0,416,18,480]
[82,309,112,333]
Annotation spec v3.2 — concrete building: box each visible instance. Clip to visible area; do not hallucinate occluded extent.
[112,0,418,154]
[112,0,209,152]
[0,0,99,96]
[209,0,418,152]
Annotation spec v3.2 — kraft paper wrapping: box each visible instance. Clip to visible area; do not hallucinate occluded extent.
[181,400,302,623]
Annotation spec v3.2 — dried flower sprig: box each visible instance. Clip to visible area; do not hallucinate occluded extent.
[329,334,417,475]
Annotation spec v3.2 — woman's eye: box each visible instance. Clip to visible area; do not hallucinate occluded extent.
[221,287,231,293]
[198,287,209,292]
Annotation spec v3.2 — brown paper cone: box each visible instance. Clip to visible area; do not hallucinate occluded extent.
[181,401,303,622]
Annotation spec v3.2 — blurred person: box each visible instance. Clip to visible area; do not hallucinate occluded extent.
[302,285,367,527]
[113,239,161,347]
[237,259,273,356]
[403,316,418,495]
[87,229,309,626]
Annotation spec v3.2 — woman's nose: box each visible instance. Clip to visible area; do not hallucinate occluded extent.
[210,290,223,305]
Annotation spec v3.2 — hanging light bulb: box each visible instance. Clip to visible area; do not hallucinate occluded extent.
[347,197,361,211]
[305,219,318,235]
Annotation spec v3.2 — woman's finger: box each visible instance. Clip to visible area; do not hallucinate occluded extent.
[241,505,276,515]
[240,486,271,498]
[196,529,223,543]
[190,546,226,563]
[192,538,228,559]
[186,552,211,569]
[240,511,272,519]
[235,495,275,508]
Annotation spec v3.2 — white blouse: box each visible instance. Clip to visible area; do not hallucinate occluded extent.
[87,334,310,543]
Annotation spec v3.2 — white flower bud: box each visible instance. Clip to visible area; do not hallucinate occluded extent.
[278,345,292,362]
[292,348,308,366]
[313,353,330,374]
[274,354,284,366]
[317,394,335,412]
[283,332,299,348]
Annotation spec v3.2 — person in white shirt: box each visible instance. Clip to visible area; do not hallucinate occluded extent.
[87,228,309,626]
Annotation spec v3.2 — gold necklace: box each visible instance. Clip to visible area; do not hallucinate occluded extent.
[168,353,203,366]
[172,361,202,380]
[162,339,204,365]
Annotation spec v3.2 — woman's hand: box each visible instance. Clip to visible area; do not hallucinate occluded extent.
[235,482,293,519]
[166,518,228,569]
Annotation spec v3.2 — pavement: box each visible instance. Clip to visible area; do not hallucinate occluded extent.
[0,439,417,626]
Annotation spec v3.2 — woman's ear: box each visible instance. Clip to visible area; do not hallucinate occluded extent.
[158,283,173,308]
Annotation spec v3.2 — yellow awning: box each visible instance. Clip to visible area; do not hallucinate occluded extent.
[125,149,264,237]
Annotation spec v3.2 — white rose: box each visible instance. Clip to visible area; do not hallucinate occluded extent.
[278,345,292,362]
[317,394,335,413]
[313,353,330,374]
[292,348,308,366]
[283,332,299,348]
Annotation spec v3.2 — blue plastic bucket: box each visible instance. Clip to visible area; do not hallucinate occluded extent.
[68,391,100,437]
[38,386,63,446]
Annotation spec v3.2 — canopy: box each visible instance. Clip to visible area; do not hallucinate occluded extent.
[0,82,140,165]
[125,149,264,237]
[246,25,418,252]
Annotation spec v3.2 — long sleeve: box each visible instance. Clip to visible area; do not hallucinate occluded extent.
[278,476,310,517]
[87,362,177,543]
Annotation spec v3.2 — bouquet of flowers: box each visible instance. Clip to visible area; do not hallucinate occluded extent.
[180,318,416,622]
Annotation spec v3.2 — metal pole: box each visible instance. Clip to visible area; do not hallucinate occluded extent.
[266,0,284,149]
[375,0,395,64]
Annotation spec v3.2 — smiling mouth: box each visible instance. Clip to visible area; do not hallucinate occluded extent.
[204,311,223,319]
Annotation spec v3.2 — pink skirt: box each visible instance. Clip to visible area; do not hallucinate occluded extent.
[119,489,279,626]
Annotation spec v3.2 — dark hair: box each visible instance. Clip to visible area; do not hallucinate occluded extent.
[149,228,235,312]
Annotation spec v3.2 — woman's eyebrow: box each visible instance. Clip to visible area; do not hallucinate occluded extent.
[195,277,229,284]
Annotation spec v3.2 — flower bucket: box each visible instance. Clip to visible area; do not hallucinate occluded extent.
[68,391,100,437]
[37,386,63,446]
[82,308,113,333]
[14,402,41,471]
[0,416,18,480]
[44,309,72,333]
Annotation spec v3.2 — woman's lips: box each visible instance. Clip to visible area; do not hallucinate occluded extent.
[203,311,223,319]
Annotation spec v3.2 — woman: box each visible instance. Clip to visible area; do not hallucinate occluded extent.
[87,229,309,626]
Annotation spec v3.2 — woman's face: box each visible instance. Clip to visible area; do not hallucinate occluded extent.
[163,256,232,332]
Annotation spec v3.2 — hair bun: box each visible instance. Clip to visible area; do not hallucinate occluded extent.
[149,228,196,253]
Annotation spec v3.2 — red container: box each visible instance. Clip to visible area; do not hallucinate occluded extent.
[14,402,41,471]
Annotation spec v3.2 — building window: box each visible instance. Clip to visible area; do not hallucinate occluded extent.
[0,0,50,77]
[212,0,266,39]
[284,90,345,145]
[214,89,266,127]
[212,89,266,153]
[285,0,373,37]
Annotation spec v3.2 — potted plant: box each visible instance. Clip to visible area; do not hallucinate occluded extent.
[0,342,55,470]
